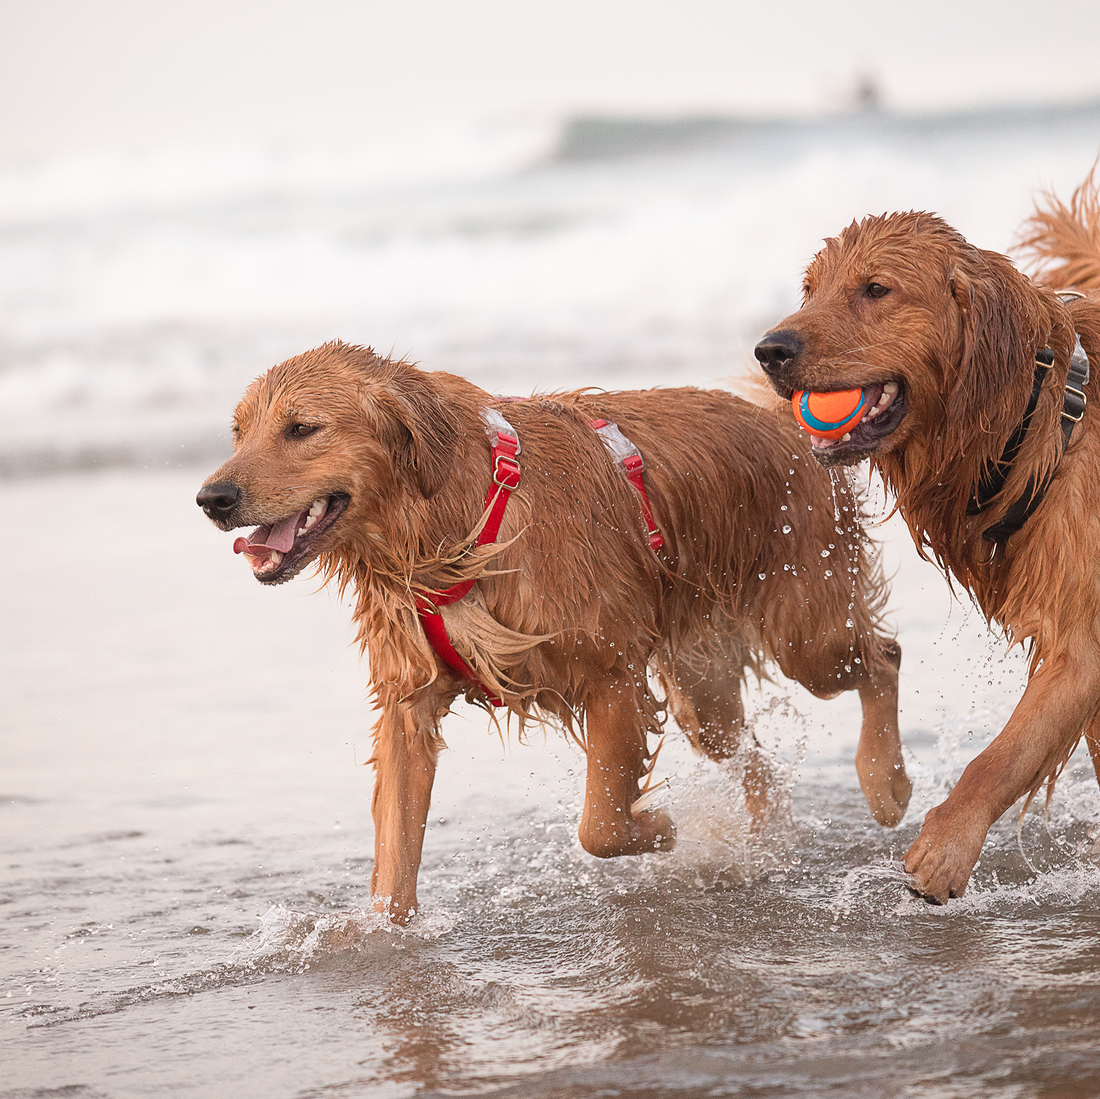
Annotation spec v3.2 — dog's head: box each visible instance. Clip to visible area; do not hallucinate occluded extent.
[196,342,462,584]
[753,211,1054,469]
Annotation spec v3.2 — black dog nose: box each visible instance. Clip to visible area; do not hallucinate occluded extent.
[196,481,241,519]
[754,329,804,379]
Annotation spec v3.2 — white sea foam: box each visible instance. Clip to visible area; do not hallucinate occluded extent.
[4,106,1100,474]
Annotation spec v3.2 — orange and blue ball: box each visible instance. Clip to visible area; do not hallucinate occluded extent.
[792,388,868,440]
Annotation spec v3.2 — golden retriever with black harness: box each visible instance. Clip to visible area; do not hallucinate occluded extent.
[755,172,1100,903]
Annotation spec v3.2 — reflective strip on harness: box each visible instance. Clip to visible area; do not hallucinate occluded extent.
[588,419,664,554]
[414,409,520,706]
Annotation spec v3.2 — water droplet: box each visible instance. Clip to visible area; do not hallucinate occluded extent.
[820,549,830,557]
[782,524,792,534]
[758,572,767,580]
[824,570,833,578]
[845,618,854,628]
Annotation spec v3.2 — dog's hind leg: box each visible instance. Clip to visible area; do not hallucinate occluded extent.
[578,669,676,858]
[852,637,910,827]
[660,649,772,828]
[1085,709,1100,790]
[368,694,448,925]
[771,617,910,827]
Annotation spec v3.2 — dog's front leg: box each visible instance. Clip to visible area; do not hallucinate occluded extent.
[578,672,675,857]
[369,698,445,924]
[903,646,1100,903]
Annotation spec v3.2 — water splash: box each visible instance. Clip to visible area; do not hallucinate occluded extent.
[830,858,915,923]
[238,903,458,972]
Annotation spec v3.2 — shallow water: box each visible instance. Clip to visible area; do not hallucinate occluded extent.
[3,467,1100,1098]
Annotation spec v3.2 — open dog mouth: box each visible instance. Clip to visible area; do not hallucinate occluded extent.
[805,380,906,464]
[233,493,349,584]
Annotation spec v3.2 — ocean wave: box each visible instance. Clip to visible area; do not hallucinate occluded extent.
[0,119,560,227]
[5,107,1100,476]
[552,99,1100,161]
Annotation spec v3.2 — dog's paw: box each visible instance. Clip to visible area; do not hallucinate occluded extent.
[901,803,986,904]
[864,765,913,828]
[633,806,677,852]
[856,746,913,828]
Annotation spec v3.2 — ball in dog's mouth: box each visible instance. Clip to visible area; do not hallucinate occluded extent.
[792,387,868,439]
[233,493,349,582]
[792,381,901,452]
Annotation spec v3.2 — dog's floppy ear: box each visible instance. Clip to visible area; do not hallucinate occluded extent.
[380,361,460,499]
[947,248,1047,432]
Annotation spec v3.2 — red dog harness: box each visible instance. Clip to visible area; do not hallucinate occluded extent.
[415,406,663,705]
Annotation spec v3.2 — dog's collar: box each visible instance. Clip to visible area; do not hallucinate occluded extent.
[967,300,1089,544]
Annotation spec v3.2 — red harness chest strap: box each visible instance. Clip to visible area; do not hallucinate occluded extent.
[588,419,664,554]
[415,408,520,706]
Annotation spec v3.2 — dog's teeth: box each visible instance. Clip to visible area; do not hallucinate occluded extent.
[883,381,899,396]
[301,497,328,533]
[299,497,328,535]
[841,433,852,442]
[269,550,282,567]
[865,406,880,419]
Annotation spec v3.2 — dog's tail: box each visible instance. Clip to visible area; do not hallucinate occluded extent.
[1017,162,1100,291]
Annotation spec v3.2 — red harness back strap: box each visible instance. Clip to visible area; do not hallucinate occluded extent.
[415,409,520,706]
[588,419,665,553]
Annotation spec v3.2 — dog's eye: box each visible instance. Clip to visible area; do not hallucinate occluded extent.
[288,423,319,439]
[865,282,890,299]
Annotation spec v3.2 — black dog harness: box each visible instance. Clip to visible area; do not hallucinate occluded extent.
[967,298,1090,544]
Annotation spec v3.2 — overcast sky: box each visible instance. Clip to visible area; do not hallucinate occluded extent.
[2,0,1100,160]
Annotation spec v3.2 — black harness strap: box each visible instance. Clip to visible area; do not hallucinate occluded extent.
[967,318,1090,544]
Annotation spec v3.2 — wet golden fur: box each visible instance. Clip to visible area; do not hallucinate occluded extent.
[755,171,1100,904]
[199,343,906,922]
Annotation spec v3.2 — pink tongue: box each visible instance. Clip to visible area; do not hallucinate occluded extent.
[232,510,307,555]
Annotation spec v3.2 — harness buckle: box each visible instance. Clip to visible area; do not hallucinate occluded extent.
[1062,387,1087,423]
[493,453,521,488]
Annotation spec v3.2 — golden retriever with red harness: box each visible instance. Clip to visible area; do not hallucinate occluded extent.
[755,172,1100,904]
[198,342,906,922]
